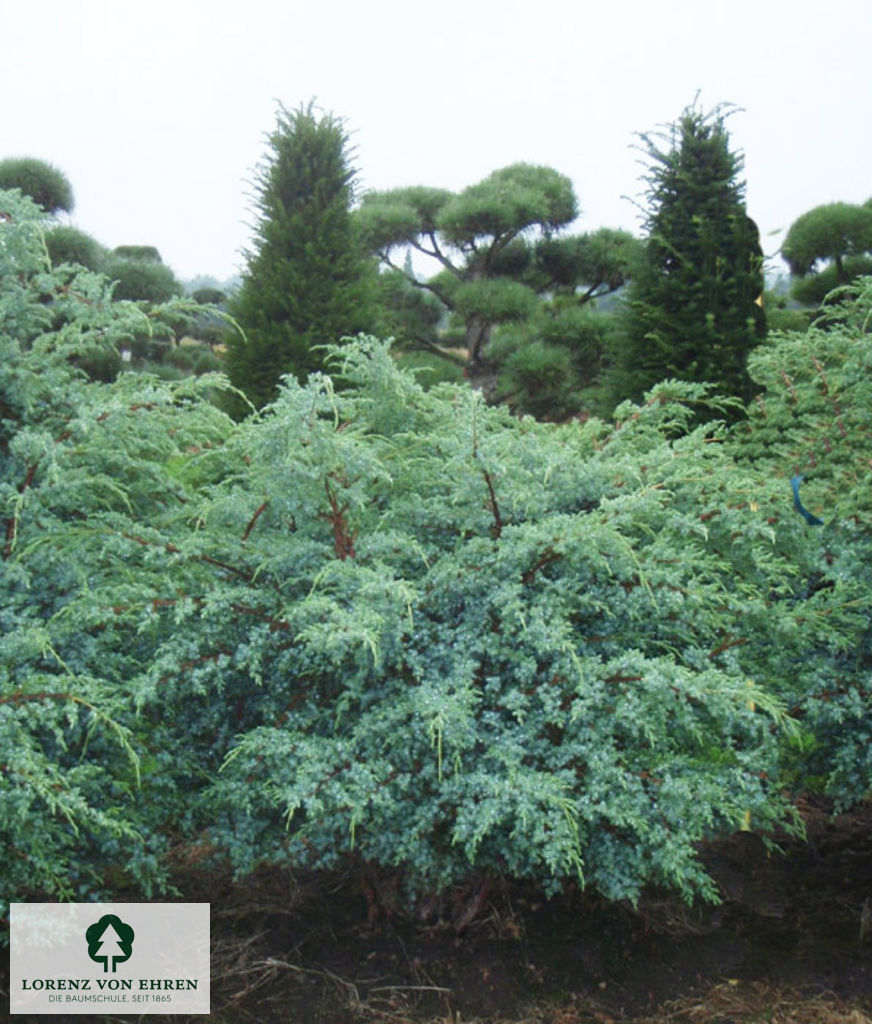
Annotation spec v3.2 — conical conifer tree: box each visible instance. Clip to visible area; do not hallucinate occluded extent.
[227,102,377,408]
[613,103,765,412]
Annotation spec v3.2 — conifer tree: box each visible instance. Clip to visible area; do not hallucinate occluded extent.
[0,156,74,214]
[613,103,765,411]
[356,166,637,384]
[227,102,377,408]
[44,225,106,270]
[782,201,872,305]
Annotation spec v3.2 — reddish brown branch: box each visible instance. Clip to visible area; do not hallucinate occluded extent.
[323,477,356,560]
[242,500,270,544]
[481,468,503,540]
[779,370,798,404]
[707,635,749,660]
[811,356,829,394]
[230,603,292,631]
[521,546,561,584]
[0,691,76,706]
[454,877,493,932]
[120,531,257,584]
[156,647,233,688]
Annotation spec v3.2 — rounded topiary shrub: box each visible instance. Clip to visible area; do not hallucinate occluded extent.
[44,225,106,271]
[191,287,227,306]
[0,157,74,214]
[111,245,163,263]
[103,256,182,303]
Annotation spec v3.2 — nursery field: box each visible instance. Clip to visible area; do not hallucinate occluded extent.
[2,174,871,1024]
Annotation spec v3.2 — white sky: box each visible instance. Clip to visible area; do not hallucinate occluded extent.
[3,0,869,283]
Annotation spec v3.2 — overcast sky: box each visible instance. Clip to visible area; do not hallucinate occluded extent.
[3,0,869,283]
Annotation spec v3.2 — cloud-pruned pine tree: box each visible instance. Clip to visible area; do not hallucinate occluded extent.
[782,201,872,306]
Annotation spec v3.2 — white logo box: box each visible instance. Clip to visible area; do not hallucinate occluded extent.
[10,903,209,1015]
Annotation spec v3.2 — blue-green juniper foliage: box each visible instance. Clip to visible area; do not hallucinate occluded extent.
[2,189,871,935]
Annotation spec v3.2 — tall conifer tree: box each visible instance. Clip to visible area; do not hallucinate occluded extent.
[613,103,765,412]
[227,102,377,407]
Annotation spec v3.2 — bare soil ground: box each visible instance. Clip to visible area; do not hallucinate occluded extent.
[5,797,872,1023]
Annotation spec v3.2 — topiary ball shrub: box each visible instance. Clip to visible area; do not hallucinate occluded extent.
[103,256,182,303]
[44,225,106,271]
[111,245,163,263]
[0,157,74,214]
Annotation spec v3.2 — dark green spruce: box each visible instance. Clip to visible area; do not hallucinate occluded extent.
[613,103,765,413]
[227,101,378,409]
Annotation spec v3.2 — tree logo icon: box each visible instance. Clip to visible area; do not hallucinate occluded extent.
[85,914,135,972]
